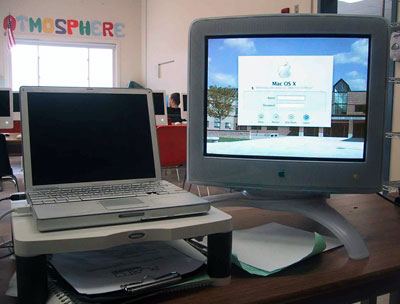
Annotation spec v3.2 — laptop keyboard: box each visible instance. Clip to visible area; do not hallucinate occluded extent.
[28,181,186,205]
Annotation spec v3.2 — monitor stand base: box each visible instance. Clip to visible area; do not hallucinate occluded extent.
[212,192,369,260]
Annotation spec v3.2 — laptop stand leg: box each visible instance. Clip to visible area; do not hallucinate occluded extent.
[207,231,232,286]
[182,170,187,189]
[16,254,48,304]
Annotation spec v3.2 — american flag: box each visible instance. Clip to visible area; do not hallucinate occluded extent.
[6,15,15,49]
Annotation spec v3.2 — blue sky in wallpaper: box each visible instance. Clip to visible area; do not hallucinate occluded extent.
[207,37,369,91]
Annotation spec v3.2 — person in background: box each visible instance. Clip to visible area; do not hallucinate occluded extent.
[167,92,182,123]
[168,93,180,108]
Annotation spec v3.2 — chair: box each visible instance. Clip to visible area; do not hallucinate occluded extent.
[156,125,187,185]
[0,133,19,192]
[167,107,182,123]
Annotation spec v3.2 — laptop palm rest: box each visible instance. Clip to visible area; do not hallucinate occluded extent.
[100,198,147,210]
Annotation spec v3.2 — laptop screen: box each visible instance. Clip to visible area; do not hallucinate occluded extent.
[152,92,165,115]
[27,91,156,186]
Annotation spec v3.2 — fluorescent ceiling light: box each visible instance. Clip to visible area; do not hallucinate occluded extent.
[339,0,364,3]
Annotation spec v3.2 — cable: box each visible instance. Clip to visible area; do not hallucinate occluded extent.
[10,192,26,201]
[0,208,16,221]
[0,205,28,260]
[0,251,14,260]
[0,239,13,247]
[0,192,26,203]
[376,192,400,207]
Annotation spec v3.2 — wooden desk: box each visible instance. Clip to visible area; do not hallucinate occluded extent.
[5,133,22,156]
[145,194,400,304]
[1,193,400,303]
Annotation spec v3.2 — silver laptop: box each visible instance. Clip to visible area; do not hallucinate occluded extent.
[20,87,209,232]
[152,90,168,126]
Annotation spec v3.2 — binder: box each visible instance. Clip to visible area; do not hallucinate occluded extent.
[47,240,209,302]
[48,266,212,304]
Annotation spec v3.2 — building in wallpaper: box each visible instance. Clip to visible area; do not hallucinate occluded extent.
[207,79,366,139]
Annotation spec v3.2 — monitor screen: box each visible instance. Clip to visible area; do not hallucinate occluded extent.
[0,90,11,117]
[24,90,156,186]
[183,94,188,111]
[13,92,20,112]
[188,15,388,193]
[0,88,13,129]
[206,36,369,161]
[152,92,165,115]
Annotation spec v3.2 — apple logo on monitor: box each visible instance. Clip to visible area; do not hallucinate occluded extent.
[278,62,291,78]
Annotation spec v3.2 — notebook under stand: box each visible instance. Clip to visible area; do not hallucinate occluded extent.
[12,205,232,304]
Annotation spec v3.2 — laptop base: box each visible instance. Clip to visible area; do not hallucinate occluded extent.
[34,201,210,232]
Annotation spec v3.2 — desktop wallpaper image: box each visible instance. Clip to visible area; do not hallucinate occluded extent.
[206,37,369,160]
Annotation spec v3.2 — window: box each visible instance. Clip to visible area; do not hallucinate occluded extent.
[267,126,278,130]
[225,122,231,129]
[355,105,366,113]
[11,42,115,91]
[333,93,348,115]
[251,126,261,130]
[214,120,221,128]
[237,126,247,130]
[288,127,299,136]
[333,79,350,115]
[304,127,319,136]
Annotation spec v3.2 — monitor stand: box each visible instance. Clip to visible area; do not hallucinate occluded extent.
[211,191,369,260]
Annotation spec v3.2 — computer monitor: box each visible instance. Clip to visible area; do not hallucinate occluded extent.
[152,91,168,125]
[187,14,389,259]
[13,92,21,120]
[188,14,388,195]
[0,88,13,129]
[180,93,188,121]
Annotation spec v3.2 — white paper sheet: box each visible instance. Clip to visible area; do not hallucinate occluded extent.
[232,222,342,272]
[49,240,206,295]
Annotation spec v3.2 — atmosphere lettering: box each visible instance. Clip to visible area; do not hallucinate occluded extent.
[29,17,42,33]
[3,14,125,38]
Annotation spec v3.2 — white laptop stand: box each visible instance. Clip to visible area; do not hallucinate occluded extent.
[12,206,232,304]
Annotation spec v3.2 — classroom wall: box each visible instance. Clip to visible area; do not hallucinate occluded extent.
[0,0,143,88]
[145,0,317,96]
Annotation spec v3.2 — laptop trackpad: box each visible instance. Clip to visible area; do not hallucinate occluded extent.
[100,198,146,210]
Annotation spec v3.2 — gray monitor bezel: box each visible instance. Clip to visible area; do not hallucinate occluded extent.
[187,14,388,193]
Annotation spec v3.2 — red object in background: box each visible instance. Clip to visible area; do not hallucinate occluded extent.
[156,125,187,167]
[0,120,21,134]
[281,8,290,13]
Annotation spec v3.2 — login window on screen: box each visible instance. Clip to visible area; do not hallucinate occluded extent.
[237,56,334,128]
